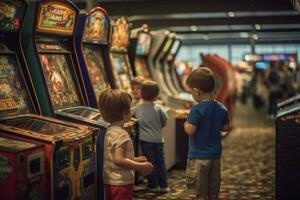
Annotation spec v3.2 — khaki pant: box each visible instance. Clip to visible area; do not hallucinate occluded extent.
[186,159,221,197]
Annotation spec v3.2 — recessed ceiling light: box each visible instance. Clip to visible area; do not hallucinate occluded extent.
[227,11,235,17]
[252,34,258,40]
[239,32,249,38]
[203,34,210,40]
[190,25,198,31]
[255,24,261,30]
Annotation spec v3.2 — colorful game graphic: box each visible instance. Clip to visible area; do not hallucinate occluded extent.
[83,46,109,98]
[136,33,151,55]
[0,137,36,151]
[0,55,31,118]
[3,117,76,135]
[135,57,151,78]
[0,0,25,32]
[110,54,132,93]
[37,2,76,35]
[39,54,81,110]
[111,16,129,52]
[83,9,109,42]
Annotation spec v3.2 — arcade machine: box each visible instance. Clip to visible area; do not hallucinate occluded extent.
[74,8,138,160]
[0,0,97,199]
[149,29,193,109]
[20,0,109,199]
[109,16,133,93]
[0,135,45,200]
[163,37,193,101]
[276,102,300,199]
[128,24,153,79]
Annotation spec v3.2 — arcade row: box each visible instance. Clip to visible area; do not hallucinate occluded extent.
[0,0,237,199]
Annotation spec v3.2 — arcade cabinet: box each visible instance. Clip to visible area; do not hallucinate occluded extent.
[128,24,153,79]
[276,103,300,199]
[0,0,97,199]
[0,135,45,200]
[20,0,109,199]
[109,16,133,93]
[75,8,139,159]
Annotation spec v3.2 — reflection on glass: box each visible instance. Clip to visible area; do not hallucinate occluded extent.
[83,45,109,98]
[0,55,31,117]
[63,107,102,121]
[3,117,76,135]
[39,54,81,110]
[110,54,132,93]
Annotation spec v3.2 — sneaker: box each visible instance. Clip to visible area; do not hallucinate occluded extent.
[146,187,159,193]
[160,187,170,194]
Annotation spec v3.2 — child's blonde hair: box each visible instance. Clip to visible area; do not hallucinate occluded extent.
[98,89,132,122]
[131,76,145,86]
[186,66,215,93]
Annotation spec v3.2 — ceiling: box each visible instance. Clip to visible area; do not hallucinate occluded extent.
[75,0,300,45]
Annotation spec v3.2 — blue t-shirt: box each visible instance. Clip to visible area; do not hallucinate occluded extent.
[187,100,229,159]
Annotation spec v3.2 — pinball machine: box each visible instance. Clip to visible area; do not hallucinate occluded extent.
[0,0,97,199]
[20,0,110,199]
[74,7,139,160]
[128,24,153,79]
[109,16,133,94]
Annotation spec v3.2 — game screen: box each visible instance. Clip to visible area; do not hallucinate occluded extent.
[83,45,110,98]
[39,54,81,110]
[170,40,180,55]
[2,116,77,135]
[135,57,151,78]
[111,17,129,52]
[83,9,109,43]
[136,33,151,55]
[162,38,173,53]
[0,0,26,32]
[0,54,31,118]
[110,53,132,93]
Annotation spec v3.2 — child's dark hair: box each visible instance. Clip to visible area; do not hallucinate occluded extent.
[131,76,145,86]
[186,66,215,93]
[98,89,132,122]
[141,80,159,101]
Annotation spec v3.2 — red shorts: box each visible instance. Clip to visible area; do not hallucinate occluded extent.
[105,184,133,200]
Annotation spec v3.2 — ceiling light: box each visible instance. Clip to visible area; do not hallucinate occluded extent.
[252,34,258,40]
[203,34,210,40]
[227,11,235,17]
[239,32,249,38]
[254,24,261,30]
[190,25,198,31]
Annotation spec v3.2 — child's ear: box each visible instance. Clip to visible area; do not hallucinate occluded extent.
[192,88,201,94]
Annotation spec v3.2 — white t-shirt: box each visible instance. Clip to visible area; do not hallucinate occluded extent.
[103,126,134,185]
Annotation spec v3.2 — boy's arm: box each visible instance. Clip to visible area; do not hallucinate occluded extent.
[184,121,197,135]
[221,122,232,138]
[114,141,153,175]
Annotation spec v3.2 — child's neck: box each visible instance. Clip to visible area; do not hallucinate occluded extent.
[110,121,124,127]
[143,100,154,104]
[199,93,214,103]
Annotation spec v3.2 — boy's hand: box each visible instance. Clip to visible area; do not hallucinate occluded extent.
[134,156,147,163]
[140,162,154,176]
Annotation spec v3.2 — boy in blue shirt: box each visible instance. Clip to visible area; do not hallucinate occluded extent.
[184,67,231,200]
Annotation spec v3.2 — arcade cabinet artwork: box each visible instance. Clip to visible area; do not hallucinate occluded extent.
[0,0,97,199]
[75,7,112,108]
[110,16,133,93]
[128,25,152,79]
[0,135,45,200]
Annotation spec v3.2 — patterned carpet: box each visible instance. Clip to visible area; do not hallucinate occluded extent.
[133,102,275,199]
